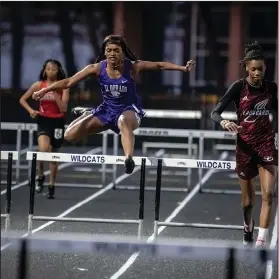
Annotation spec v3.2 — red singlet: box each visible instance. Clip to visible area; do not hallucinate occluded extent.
[39,81,64,118]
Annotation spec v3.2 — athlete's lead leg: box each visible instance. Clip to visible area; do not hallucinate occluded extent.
[118,110,140,174]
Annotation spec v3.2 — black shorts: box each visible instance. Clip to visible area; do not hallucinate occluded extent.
[37,115,65,150]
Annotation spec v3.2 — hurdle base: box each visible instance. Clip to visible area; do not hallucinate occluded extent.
[32,216,140,225]
[157,221,260,231]
[199,189,262,196]
[114,185,189,192]
[54,183,103,189]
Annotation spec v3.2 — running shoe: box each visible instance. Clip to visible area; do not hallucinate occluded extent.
[47,185,55,199]
[71,107,92,117]
[255,238,267,248]
[124,156,135,174]
[243,220,255,245]
[35,175,45,193]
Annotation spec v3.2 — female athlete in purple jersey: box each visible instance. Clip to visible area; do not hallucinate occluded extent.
[211,41,278,248]
[33,35,195,174]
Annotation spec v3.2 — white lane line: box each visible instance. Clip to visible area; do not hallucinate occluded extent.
[109,151,228,279]
[1,149,164,251]
[265,210,278,279]
[1,147,102,195]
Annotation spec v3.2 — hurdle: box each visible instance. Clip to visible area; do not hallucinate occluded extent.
[26,151,147,239]
[152,156,261,239]
[110,128,197,192]
[1,151,19,232]
[2,232,276,279]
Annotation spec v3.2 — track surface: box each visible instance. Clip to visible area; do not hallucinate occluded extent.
[1,146,278,279]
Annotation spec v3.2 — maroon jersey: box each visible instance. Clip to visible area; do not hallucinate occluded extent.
[237,80,276,144]
[211,79,277,142]
[211,78,278,179]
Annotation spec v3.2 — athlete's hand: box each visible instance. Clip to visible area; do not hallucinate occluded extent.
[32,89,46,101]
[220,120,242,133]
[184,60,196,72]
[30,110,39,119]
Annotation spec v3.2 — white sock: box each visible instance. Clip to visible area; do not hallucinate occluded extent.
[257,228,268,241]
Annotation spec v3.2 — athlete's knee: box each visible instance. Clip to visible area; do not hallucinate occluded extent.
[64,128,76,142]
[118,114,138,131]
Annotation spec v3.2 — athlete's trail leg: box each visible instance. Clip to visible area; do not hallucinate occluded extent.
[64,114,106,143]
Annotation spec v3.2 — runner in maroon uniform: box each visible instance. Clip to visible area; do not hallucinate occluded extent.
[211,42,278,247]
[20,59,69,199]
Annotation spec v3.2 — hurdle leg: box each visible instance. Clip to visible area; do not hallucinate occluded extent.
[27,153,37,234]
[112,134,119,190]
[5,152,13,232]
[18,238,28,279]
[101,133,108,186]
[198,135,204,192]
[15,128,22,183]
[137,158,146,239]
[153,159,163,239]
[186,134,193,188]
[28,129,35,179]
[226,248,235,279]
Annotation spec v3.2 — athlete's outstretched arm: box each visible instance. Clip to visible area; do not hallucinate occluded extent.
[211,80,242,133]
[133,60,195,73]
[32,64,100,100]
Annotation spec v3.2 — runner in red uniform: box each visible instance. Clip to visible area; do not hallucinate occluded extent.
[211,41,278,248]
[19,59,69,199]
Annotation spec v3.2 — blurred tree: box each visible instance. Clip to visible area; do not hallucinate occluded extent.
[56,5,78,77]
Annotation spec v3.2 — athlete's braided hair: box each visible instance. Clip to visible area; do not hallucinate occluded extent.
[240,41,265,70]
[39,59,67,81]
[95,35,138,63]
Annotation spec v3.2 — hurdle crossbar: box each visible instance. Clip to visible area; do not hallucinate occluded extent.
[26,151,237,169]
[1,151,18,232]
[156,222,260,231]
[27,153,147,239]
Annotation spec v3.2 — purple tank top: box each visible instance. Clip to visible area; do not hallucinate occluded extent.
[98,59,142,112]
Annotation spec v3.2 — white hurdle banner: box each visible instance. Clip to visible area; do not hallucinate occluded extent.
[1,151,19,161]
[26,152,236,170]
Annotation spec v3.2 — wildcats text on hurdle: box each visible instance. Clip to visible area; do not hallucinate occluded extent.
[71,155,105,164]
[196,161,232,170]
